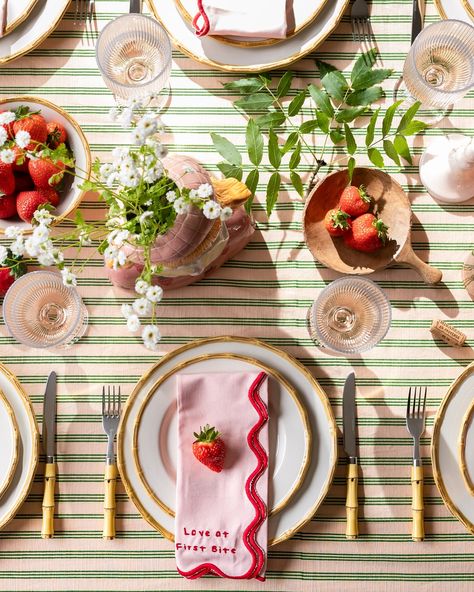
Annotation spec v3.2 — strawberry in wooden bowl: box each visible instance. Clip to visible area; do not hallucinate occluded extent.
[0,97,90,233]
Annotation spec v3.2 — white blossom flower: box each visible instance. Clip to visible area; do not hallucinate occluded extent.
[197,183,213,199]
[108,229,130,247]
[112,147,128,160]
[37,252,56,266]
[117,156,135,175]
[142,324,161,346]
[106,172,119,188]
[173,197,189,215]
[120,170,140,188]
[139,211,153,224]
[127,97,144,110]
[143,338,159,351]
[61,268,77,287]
[126,314,141,332]
[5,226,22,239]
[0,128,7,146]
[24,237,40,257]
[0,245,8,265]
[10,238,25,257]
[104,245,119,261]
[189,189,200,202]
[108,107,120,122]
[99,163,114,180]
[137,117,157,138]
[202,200,222,220]
[131,128,146,146]
[0,149,15,164]
[121,303,133,319]
[32,224,50,245]
[52,249,64,264]
[135,279,149,295]
[78,230,93,246]
[220,206,233,221]
[133,297,152,316]
[15,130,31,149]
[184,166,196,174]
[120,108,134,128]
[0,111,15,125]
[145,285,163,304]
[33,209,54,226]
[166,190,177,203]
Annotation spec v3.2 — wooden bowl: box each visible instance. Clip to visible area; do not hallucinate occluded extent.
[303,168,442,285]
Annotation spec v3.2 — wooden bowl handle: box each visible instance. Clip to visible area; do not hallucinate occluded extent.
[396,245,443,285]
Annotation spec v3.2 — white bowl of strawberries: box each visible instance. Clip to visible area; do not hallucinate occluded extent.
[0,96,91,233]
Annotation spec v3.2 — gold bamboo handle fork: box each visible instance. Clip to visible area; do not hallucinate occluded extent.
[405,386,427,541]
[101,385,121,540]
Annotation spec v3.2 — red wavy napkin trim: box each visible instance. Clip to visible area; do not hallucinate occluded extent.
[178,371,269,580]
[192,0,210,37]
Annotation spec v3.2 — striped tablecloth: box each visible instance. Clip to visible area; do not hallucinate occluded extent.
[0,0,473,590]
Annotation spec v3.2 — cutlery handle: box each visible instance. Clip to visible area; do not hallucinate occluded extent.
[345,462,359,539]
[41,463,56,539]
[103,463,117,540]
[411,465,424,541]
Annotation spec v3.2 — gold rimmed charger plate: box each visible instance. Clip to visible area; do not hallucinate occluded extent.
[459,398,474,495]
[145,0,349,73]
[118,335,337,545]
[132,353,312,519]
[0,389,19,501]
[463,0,474,20]
[173,0,330,48]
[434,0,474,22]
[4,0,38,36]
[432,362,474,533]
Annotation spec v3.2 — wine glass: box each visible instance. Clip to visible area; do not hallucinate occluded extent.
[400,19,474,114]
[3,271,88,349]
[95,13,172,103]
[307,276,392,355]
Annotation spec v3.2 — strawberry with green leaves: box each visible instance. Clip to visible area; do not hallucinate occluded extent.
[192,424,226,473]
[339,184,372,218]
[0,250,26,296]
[344,213,389,253]
[28,156,65,189]
[17,188,59,223]
[46,121,67,149]
[12,107,47,151]
[324,208,351,237]
[0,161,15,196]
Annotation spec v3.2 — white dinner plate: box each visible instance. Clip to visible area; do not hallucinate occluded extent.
[4,0,38,36]
[118,336,337,546]
[0,0,69,65]
[434,0,474,23]
[174,0,330,47]
[0,364,39,530]
[133,353,311,518]
[146,0,349,72]
[432,362,474,533]
[0,389,19,500]
[459,397,474,495]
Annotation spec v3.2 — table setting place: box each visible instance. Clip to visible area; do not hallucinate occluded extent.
[0,0,472,590]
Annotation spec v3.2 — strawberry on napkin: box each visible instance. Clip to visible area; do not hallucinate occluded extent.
[175,371,269,580]
[193,0,288,39]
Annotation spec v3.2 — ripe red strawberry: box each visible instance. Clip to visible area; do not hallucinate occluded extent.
[192,424,226,473]
[0,161,15,196]
[46,121,67,148]
[11,145,29,173]
[28,157,65,189]
[344,213,389,253]
[0,195,17,219]
[16,188,58,223]
[13,113,47,151]
[14,174,35,192]
[0,254,27,296]
[0,110,14,139]
[324,208,351,237]
[339,184,371,218]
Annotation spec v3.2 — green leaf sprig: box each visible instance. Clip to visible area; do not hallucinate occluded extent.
[212,49,429,215]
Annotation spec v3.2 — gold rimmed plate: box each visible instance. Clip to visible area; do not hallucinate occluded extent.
[146,0,349,73]
[132,353,312,519]
[118,336,337,546]
[432,362,474,533]
[434,0,474,23]
[0,389,19,501]
[173,0,330,48]
[459,398,474,495]
[3,0,39,36]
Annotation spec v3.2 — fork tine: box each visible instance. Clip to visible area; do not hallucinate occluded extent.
[102,385,105,415]
[118,386,121,416]
[412,386,417,417]
[407,387,411,418]
[417,386,422,417]
[422,386,427,418]
[108,385,111,416]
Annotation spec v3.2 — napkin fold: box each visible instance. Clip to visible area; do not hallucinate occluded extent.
[192,0,288,39]
[175,371,269,580]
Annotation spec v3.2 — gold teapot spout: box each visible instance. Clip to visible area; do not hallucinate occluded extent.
[211,176,252,209]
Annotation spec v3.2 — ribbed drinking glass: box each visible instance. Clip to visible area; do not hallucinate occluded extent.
[96,13,172,101]
[403,19,474,109]
[3,271,88,349]
[308,276,392,355]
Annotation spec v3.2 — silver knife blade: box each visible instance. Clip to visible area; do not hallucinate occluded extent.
[42,372,57,462]
[411,0,425,45]
[343,372,357,459]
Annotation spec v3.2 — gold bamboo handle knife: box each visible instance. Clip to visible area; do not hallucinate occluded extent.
[343,372,359,539]
[41,371,57,539]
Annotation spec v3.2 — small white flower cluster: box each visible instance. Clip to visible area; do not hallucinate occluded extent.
[99,142,164,190]
[121,278,163,350]
[2,211,78,286]
[0,110,34,164]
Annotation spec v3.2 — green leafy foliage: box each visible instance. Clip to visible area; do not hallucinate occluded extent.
[214,51,428,215]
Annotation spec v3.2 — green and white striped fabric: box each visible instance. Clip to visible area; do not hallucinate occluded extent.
[0,0,473,589]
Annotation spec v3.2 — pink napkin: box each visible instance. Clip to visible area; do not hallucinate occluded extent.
[192,0,287,39]
[175,371,269,580]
